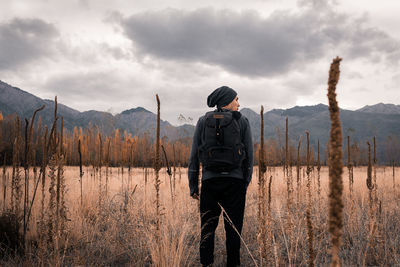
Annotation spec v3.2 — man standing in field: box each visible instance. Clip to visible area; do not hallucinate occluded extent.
[188,86,253,267]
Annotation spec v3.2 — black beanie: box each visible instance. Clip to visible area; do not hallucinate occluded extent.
[207,86,237,108]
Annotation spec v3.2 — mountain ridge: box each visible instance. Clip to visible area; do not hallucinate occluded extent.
[1,80,400,163]
[356,103,400,114]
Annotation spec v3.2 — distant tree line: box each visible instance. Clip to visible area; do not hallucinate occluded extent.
[0,111,399,167]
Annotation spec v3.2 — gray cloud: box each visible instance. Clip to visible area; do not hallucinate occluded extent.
[118,6,400,78]
[99,43,134,60]
[56,40,133,65]
[339,16,400,64]
[0,18,59,70]
[41,69,150,113]
[43,70,143,100]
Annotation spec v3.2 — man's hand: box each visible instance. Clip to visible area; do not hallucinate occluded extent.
[191,193,199,200]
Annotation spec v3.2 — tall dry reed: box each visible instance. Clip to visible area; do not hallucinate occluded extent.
[2,153,6,212]
[23,105,45,246]
[327,56,344,267]
[366,142,373,192]
[317,140,321,198]
[78,139,83,206]
[154,94,162,261]
[285,117,294,252]
[285,117,293,207]
[161,144,174,203]
[305,130,315,267]
[257,105,267,265]
[173,144,176,193]
[296,135,302,201]
[317,140,320,171]
[347,136,353,193]
[393,161,396,189]
[364,140,378,266]
[11,116,22,218]
[23,118,29,243]
[285,116,289,172]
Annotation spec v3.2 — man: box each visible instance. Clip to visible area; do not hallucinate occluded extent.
[188,86,253,266]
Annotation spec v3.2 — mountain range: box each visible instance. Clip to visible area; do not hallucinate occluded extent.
[0,80,194,141]
[1,80,400,163]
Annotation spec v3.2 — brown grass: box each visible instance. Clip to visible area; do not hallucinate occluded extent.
[0,166,400,265]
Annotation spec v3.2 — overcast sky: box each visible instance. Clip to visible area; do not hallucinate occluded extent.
[1,0,400,125]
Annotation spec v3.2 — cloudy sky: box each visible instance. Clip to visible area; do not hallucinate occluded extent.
[1,0,400,125]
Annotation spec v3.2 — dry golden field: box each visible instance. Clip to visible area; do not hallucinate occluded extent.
[1,165,400,266]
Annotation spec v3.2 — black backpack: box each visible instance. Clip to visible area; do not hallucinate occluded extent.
[198,109,245,172]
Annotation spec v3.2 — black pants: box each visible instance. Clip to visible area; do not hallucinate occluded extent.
[200,177,246,266]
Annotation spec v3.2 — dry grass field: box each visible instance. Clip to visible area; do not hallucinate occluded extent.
[1,165,399,266]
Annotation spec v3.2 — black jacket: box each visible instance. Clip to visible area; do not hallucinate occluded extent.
[188,109,253,196]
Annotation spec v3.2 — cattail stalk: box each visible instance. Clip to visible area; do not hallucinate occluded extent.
[310,147,314,172]
[258,105,267,264]
[78,139,83,206]
[372,137,378,203]
[56,120,63,227]
[22,103,45,248]
[259,106,266,175]
[364,141,377,265]
[27,105,45,169]
[55,133,62,267]
[58,151,67,236]
[267,174,274,266]
[173,144,176,192]
[306,131,311,175]
[37,127,47,265]
[267,175,272,212]
[285,118,292,193]
[97,132,102,208]
[12,116,22,217]
[285,118,293,243]
[47,154,57,244]
[154,94,162,256]
[2,153,6,212]
[285,117,289,172]
[25,128,51,237]
[347,136,351,167]
[366,142,373,192]
[347,136,353,192]
[39,127,48,247]
[40,127,48,219]
[317,140,321,171]
[296,136,302,195]
[296,136,302,205]
[317,140,321,198]
[161,144,174,203]
[393,161,396,189]
[46,96,60,259]
[98,133,102,169]
[54,96,58,146]
[305,130,315,267]
[327,56,344,267]
[373,136,376,165]
[23,118,29,244]
[106,138,111,195]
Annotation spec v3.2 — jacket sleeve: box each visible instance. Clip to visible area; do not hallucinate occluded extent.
[188,117,203,196]
[242,117,253,187]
